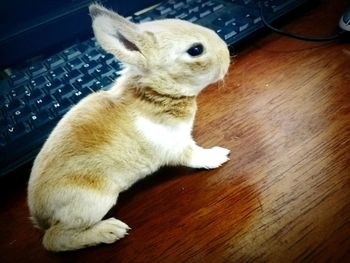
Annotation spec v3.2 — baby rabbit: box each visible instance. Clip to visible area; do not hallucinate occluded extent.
[27,4,231,252]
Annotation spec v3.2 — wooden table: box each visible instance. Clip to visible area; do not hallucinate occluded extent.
[1,0,349,262]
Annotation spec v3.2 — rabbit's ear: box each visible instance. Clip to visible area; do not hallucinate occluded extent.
[89,4,151,69]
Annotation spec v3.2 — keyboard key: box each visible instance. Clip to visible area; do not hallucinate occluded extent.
[12,105,33,123]
[188,5,200,14]
[29,110,53,128]
[240,0,255,5]
[35,95,56,110]
[189,15,199,22]
[213,15,236,27]
[62,47,81,60]
[45,79,65,94]
[8,86,24,99]
[232,19,250,32]
[216,27,238,40]
[73,74,96,89]
[90,77,113,91]
[0,94,9,104]
[76,43,91,53]
[62,70,83,84]
[94,65,114,78]
[85,49,103,61]
[46,55,65,68]
[104,53,118,65]
[245,12,262,24]
[109,60,121,71]
[99,77,113,89]
[270,1,292,13]
[197,7,212,18]
[133,13,154,23]
[49,67,66,79]
[86,38,98,48]
[12,85,29,98]
[31,76,49,88]
[4,98,25,114]
[172,2,185,9]
[53,84,76,100]
[212,3,224,12]
[155,5,172,15]
[28,63,47,77]
[173,10,188,19]
[71,89,91,103]
[9,71,29,86]
[0,96,11,115]
[7,122,28,141]
[67,58,84,70]
[81,60,102,74]
[51,98,73,117]
[25,88,44,103]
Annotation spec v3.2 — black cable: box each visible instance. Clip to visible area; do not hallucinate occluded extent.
[259,2,345,42]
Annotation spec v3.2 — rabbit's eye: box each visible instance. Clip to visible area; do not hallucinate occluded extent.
[187,43,204,57]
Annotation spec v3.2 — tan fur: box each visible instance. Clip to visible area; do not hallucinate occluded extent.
[27,4,231,252]
[132,87,196,120]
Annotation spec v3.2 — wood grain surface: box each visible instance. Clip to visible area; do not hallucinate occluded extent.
[0,0,349,262]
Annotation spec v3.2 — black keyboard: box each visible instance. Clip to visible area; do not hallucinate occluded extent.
[0,0,307,176]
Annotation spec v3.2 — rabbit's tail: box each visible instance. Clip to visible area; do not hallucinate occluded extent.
[43,218,130,252]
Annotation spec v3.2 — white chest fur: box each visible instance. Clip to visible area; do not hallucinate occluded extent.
[135,116,193,163]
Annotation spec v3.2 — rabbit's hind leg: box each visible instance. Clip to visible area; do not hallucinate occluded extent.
[41,186,130,252]
[43,217,130,251]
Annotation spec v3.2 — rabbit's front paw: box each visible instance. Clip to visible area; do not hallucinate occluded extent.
[188,146,230,169]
